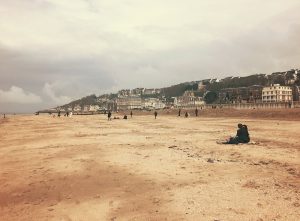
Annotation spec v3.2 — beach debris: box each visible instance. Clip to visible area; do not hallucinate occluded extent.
[207,158,214,163]
[168,145,177,149]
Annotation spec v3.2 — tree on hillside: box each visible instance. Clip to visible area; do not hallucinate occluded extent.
[295,71,300,85]
[204,91,218,104]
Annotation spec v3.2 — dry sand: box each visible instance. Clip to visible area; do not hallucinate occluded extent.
[0,113,299,221]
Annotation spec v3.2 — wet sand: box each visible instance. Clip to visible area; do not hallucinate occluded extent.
[0,114,299,221]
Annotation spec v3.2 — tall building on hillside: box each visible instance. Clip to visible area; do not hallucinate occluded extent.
[183,90,195,97]
[143,88,160,95]
[262,84,292,103]
[132,88,145,96]
[118,89,131,97]
[197,81,207,93]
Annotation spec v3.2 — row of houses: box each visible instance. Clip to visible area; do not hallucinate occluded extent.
[118,88,161,97]
[117,97,166,110]
[63,83,300,112]
[219,84,300,103]
[66,92,203,112]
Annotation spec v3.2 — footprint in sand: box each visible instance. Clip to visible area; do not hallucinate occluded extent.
[94,194,101,199]
[109,200,114,207]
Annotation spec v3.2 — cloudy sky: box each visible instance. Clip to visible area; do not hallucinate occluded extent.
[0,0,299,113]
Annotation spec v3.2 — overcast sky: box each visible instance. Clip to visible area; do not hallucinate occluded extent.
[0,0,300,113]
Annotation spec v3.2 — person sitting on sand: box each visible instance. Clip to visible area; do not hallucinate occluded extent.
[185,112,188,118]
[224,123,250,144]
[123,115,128,119]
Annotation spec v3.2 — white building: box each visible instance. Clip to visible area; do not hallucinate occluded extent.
[174,91,204,107]
[83,105,90,112]
[198,81,207,93]
[117,96,142,110]
[262,84,292,103]
[118,89,131,97]
[132,88,145,96]
[89,105,100,112]
[73,105,82,112]
[143,88,160,95]
[143,98,166,109]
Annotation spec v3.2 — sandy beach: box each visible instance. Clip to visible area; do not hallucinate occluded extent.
[0,113,299,221]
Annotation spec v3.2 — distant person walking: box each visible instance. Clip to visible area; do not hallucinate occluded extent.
[58,111,61,117]
[185,112,188,118]
[195,108,198,117]
[154,111,158,119]
[107,111,112,121]
[130,111,133,118]
[178,109,181,117]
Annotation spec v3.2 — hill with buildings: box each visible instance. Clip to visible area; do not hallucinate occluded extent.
[50,68,299,112]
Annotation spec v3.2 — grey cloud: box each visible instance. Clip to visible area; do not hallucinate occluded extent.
[0,86,42,104]
[0,45,116,94]
[0,44,116,112]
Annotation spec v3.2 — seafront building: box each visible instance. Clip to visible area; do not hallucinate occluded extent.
[117,96,142,110]
[262,84,292,103]
[219,85,264,103]
[73,105,82,112]
[174,91,204,108]
[143,98,166,110]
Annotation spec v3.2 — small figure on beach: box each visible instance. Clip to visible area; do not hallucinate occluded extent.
[185,112,188,118]
[3,114,5,118]
[123,115,128,119]
[108,111,112,121]
[154,111,158,119]
[130,111,133,118]
[223,123,250,144]
[178,109,181,117]
[58,111,61,117]
[195,108,198,117]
